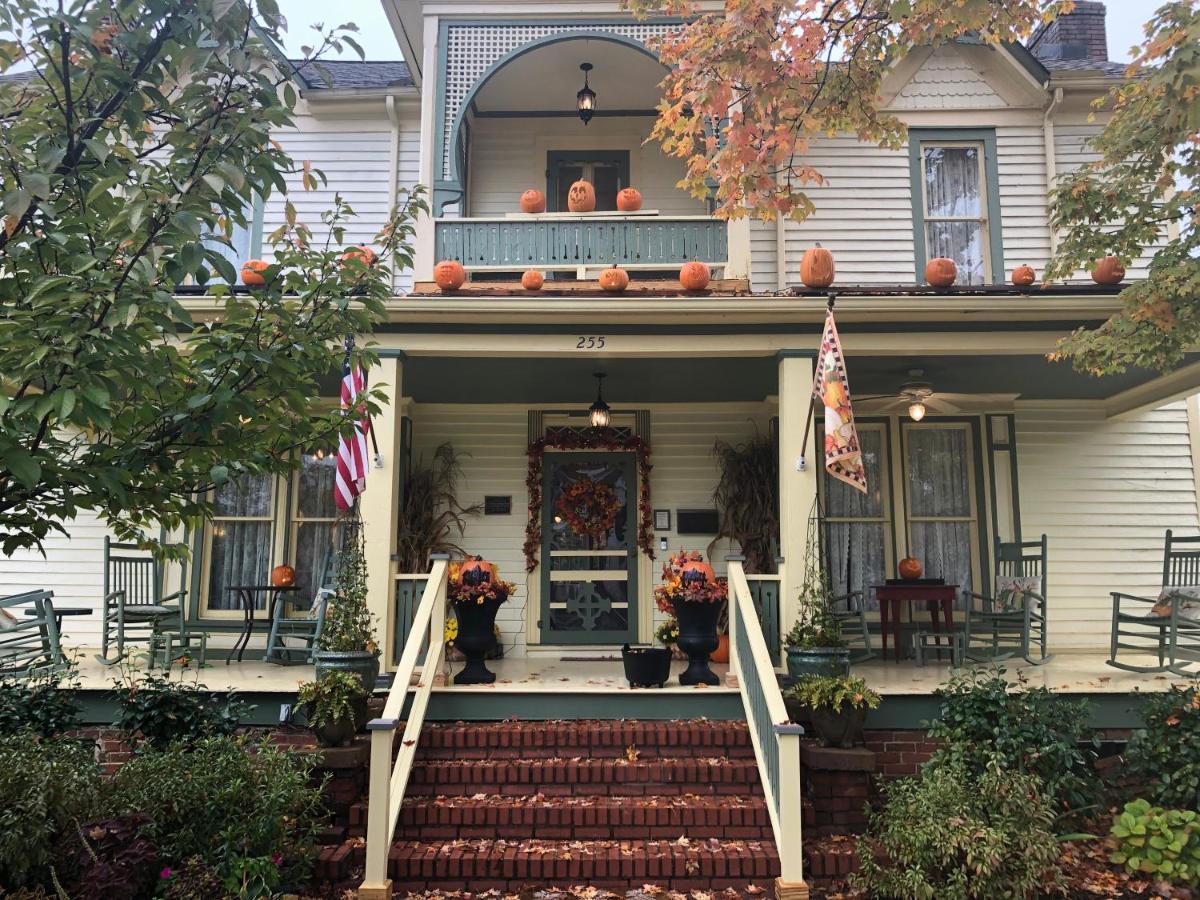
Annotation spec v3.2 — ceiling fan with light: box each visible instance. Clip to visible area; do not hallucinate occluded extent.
[856,369,964,421]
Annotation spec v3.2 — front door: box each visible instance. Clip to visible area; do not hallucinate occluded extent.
[540,452,638,644]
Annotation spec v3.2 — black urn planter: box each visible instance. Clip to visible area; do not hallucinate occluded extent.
[673,599,721,686]
[809,705,868,748]
[451,595,504,685]
[622,644,671,688]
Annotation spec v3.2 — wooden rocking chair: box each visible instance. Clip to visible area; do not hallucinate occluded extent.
[263,555,335,665]
[831,591,873,663]
[1108,529,1200,675]
[0,590,65,678]
[963,534,1051,665]
[97,537,204,666]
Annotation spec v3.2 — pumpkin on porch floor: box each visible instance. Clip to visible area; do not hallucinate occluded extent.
[240,259,269,285]
[800,243,835,288]
[1091,256,1125,285]
[598,265,629,293]
[616,187,643,212]
[679,260,711,292]
[710,633,730,664]
[925,257,957,288]
[519,189,546,214]
[1011,264,1036,287]
[568,180,597,213]
[434,260,466,291]
[521,270,544,291]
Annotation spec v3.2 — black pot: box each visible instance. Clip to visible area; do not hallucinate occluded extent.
[303,700,363,748]
[452,595,503,685]
[674,599,721,686]
[622,644,671,688]
[809,705,868,748]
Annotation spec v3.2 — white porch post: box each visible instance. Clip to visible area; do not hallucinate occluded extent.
[777,352,818,650]
[412,14,440,284]
[360,354,404,669]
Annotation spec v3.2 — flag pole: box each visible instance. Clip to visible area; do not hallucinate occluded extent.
[799,292,838,464]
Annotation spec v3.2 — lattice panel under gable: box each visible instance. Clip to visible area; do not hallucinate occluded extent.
[441,22,678,180]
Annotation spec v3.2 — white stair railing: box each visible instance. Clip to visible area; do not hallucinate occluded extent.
[359,554,450,899]
[726,555,806,894]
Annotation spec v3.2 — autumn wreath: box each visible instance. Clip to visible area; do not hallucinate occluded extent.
[555,477,621,545]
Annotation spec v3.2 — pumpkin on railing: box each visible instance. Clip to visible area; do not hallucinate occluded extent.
[616,187,643,212]
[568,180,596,213]
[519,189,547,214]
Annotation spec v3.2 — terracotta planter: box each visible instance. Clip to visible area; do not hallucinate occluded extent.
[674,599,720,686]
[809,705,868,748]
[622,644,671,688]
[452,594,504,684]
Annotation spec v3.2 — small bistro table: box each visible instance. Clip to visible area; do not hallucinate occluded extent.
[24,605,91,635]
[871,582,958,663]
[226,585,297,665]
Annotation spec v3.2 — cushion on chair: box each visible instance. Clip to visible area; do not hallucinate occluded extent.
[0,607,17,630]
[994,576,1042,612]
[1154,586,1200,621]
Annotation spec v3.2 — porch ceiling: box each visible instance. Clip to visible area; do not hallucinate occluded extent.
[393,354,1182,405]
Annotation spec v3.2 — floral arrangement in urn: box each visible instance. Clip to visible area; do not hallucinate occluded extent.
[654,551,728,685]
[446,557,516,684]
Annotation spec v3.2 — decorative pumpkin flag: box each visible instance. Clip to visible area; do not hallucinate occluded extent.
[813,308,868,494]
[334,339,371,511]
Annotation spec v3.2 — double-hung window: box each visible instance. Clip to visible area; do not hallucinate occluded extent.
[910,130,1002,285]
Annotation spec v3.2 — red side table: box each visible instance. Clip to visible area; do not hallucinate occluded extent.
[870,583,958,663]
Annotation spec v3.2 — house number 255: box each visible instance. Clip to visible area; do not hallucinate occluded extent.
[575,336,606,349]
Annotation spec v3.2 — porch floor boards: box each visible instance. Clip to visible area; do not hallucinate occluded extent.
[62,649,1193,696]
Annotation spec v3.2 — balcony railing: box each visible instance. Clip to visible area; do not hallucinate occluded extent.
[434,214,728,275]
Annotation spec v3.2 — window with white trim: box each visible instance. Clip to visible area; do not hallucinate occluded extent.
[919,142,991,285]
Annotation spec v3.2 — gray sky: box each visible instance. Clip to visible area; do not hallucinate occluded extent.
[274,0,1156,64]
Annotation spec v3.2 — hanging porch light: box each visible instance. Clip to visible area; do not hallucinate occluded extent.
[576,63,596,125]
[588,372,611,427]
[907,400,927,422]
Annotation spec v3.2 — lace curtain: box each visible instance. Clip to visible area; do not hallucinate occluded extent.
[825,429,887,607]
[905,426,975,598]
[923,145,986,284]
[293,452,340,605]
[207,473,274,610]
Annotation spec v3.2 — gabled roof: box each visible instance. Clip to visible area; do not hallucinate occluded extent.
[288,59,414,91]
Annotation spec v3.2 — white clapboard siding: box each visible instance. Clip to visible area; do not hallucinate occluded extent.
[408,401,769,654]
[1017,401,1200,650]
[1054,122,1157,281]
[260,108,421,291]
[749,219,779,292]
[996,124,1053,276]
[466,117,706,218]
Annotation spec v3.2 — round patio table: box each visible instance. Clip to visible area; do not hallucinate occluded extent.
[24,605,91,634]
[226,585,297,665]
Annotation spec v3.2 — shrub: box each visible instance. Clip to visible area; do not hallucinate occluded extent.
[1126,681,1200,810]
[296,669,365,729]
[0,664,81,738]
[852,758,1064,899]
[104,737,326,888]
[1109,798,1200,886]
[927,667,1100,818]
[110,667,247,750]
[0,734,102,889]
[159,857,224,900]
[783,674,881,711]
[57,813,160,900]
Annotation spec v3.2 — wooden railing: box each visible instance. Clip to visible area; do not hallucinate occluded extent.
[434,215,728,275]
[726,556,806,890]
[744,573,783,666]
[360,555,449,899]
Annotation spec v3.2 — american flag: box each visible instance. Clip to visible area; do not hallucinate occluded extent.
[334,342,370,511]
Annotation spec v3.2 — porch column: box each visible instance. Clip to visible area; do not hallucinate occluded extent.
[777,352,818,649]
[360,354,404,669]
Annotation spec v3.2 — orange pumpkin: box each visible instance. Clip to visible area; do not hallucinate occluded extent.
[925,257,957,288]
[521,269,545,291]
[340,245,376,267]
[680,559,715,587]
[520,189,546,214]
[434,259,466,292]
[898,556,923,581]
[616,187,643,213]
[598,265,629,293]
[567,180,597,213]
[1011,264,1036,287]
[459,556,496,587]
[710,633,730,664]
[1091,256,1125,286]
[800,243,835,288]
[240,259,269,286]
[679,260,711,292]
[271,564,296,588]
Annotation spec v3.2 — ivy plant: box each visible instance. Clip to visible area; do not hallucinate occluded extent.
[296,669,365,729]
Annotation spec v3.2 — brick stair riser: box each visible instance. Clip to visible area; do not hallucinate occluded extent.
[407,759,763,795]
[411,721,754,758]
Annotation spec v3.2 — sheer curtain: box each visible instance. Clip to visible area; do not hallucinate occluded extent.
[825,428,888,608]
[206,474,274,611]
[293,451,340,606]
[905,426,975,600]
[923,145,986,284]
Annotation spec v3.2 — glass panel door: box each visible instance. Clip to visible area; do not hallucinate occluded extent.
[540,452,638,644]
[546,151,631,213]
[823,424,891,609]
[901,422,980,601]
[204,473,276,615]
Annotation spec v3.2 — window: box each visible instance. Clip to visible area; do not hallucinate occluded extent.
[290,447,340,603]
[824,424,891,605]
[204,473,276,614]
[546,151,630,212]
[201,197,263,283]
[909,130,1002,285]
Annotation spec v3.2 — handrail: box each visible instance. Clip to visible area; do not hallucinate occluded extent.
[360,555,449,898]
[726,556,806,890]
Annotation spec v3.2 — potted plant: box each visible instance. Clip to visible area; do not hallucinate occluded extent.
[785,674,880,748]
[448,557,515,685]
[653,551,728,686]
[621,643,671,688]
[655,618,687,661]
[785,598,850,679]
[296,669,367,747]
[313,525,380,692]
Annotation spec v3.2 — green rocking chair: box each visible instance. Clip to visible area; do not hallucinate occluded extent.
[1108,529,1200,675]
[831,591,873,663]
[963,534,1052,665]
[0,590,66,678]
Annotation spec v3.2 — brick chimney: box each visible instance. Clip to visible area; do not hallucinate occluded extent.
[1030,1,1108,63]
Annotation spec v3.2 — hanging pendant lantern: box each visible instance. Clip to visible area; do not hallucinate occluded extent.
[577,63,596,125]
[588,372,611,427]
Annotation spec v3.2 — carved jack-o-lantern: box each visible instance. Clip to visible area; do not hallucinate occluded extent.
[460,557,496,587]
[1091,256,1125,286]
[520,189,547,214]
[680,559,715,587]
[925,257,957,288]
[598,265,629,293]
[434,259,466,291]
[271,564,296,588]
[679,261,711,292]
[567,180,597,213]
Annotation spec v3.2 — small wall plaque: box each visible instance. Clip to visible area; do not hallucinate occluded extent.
[653,509,671,531]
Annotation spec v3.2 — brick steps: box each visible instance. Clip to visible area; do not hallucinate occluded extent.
[406,756,763,796]
[393,793,773,841]
[387,838,780,892]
